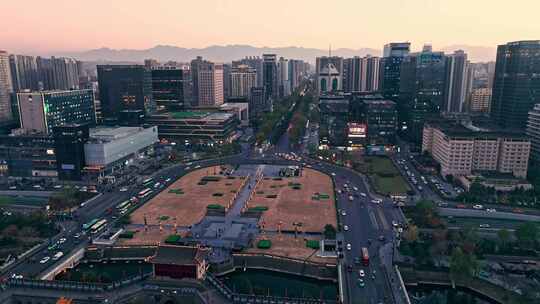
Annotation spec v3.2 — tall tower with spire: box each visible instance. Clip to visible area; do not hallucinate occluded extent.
[316,45,343,95]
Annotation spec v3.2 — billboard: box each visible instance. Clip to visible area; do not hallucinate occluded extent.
[348,123,367,138]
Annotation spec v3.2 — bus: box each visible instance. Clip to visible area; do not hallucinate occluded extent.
[82,219,99,231]
[90,219,108,234]
[361,247,369,266]
[116,200,131,211]
[142,178,154,187]
[138,188,153,199]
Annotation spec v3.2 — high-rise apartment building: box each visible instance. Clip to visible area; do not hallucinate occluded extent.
[288,59,307,91]
[0,51,14,124]
[9,55,39,92]
[469,88,492,113]
[35,56,80,91]
[17,90,96,134]
[526,104,540,161]
[233,57,264,87]
[444,50,472,113]
[491,40,540,130]
[190,57,224,107]
[262,54,278,101]
[381,42,411,99]
[151,66,192,111]
[277,57,291,97]
[423,121,530,178]
[343,56,380,93]
[230,65,257,99]
[97,65,154,123]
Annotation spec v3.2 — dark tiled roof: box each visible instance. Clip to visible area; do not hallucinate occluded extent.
[149,245,208,266]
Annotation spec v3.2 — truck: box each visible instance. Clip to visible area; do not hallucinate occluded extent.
[361,247,369,266]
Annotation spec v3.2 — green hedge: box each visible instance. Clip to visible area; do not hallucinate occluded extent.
[165,234,181,244]
[257,240,272,249]
[201,176,221,182]
[168,189,184,194]
[119,231,136,239]
[207,204,225,210]
[248,206,269,212]
[306,240,320,249]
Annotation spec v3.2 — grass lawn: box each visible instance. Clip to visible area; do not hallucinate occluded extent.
[0,195,48,206]
[364,157,410,195]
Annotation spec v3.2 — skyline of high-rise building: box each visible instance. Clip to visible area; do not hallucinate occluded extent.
[0,50,14,124]
[97,65,154,123]
[262,54,278,101]
[229,64,257,99]
[381,42,411,100]
[17,89,96,134]
[491,40,540,131]
[399,45,447,143]
[190,56,224,107]
[444,50,472,113]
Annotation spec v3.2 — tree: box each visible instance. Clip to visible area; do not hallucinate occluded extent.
[403,224,418,242]
[413,200,440,228]
[450,247,479,283]
[323,224,336,240]
[515,222,539,249]
[497,229,512,250]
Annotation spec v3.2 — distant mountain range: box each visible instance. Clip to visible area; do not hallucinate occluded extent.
[56,44,496,64]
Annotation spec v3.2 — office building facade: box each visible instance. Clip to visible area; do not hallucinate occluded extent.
[381,42,411,99]
[0,134,56,178]
[17,90,96,134]
[151,66,192,111]
[53,124,90,181]
[491,40,540,130]
[262,54,278,101]
[97,65,154,123]
[399,45,447,143]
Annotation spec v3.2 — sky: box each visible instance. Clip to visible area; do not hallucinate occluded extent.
[2,0,540,54]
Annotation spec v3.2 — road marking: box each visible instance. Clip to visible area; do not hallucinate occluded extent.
[377,207,390,231]
[369,209,379,230]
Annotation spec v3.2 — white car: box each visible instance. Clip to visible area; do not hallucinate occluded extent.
[58,237,67,244]
[479,224,491,228]
[473,204,484,210]
[348,196,354,201]
[165,178,172,183]
[341,210,347,216]
[11,274,23,279]
[486,208,496,213]
[344,225,349,231]
[359,269,365,277]
[40,256,50,264]
[195,165,201,169]
[346,243,352,250]
[331,172,336,177]
[360,193,367,197]
[119,187,128,192]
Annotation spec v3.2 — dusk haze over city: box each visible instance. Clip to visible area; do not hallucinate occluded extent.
[0,1,539,304]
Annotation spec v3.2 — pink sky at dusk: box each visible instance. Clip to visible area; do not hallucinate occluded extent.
[2,0,539,54]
